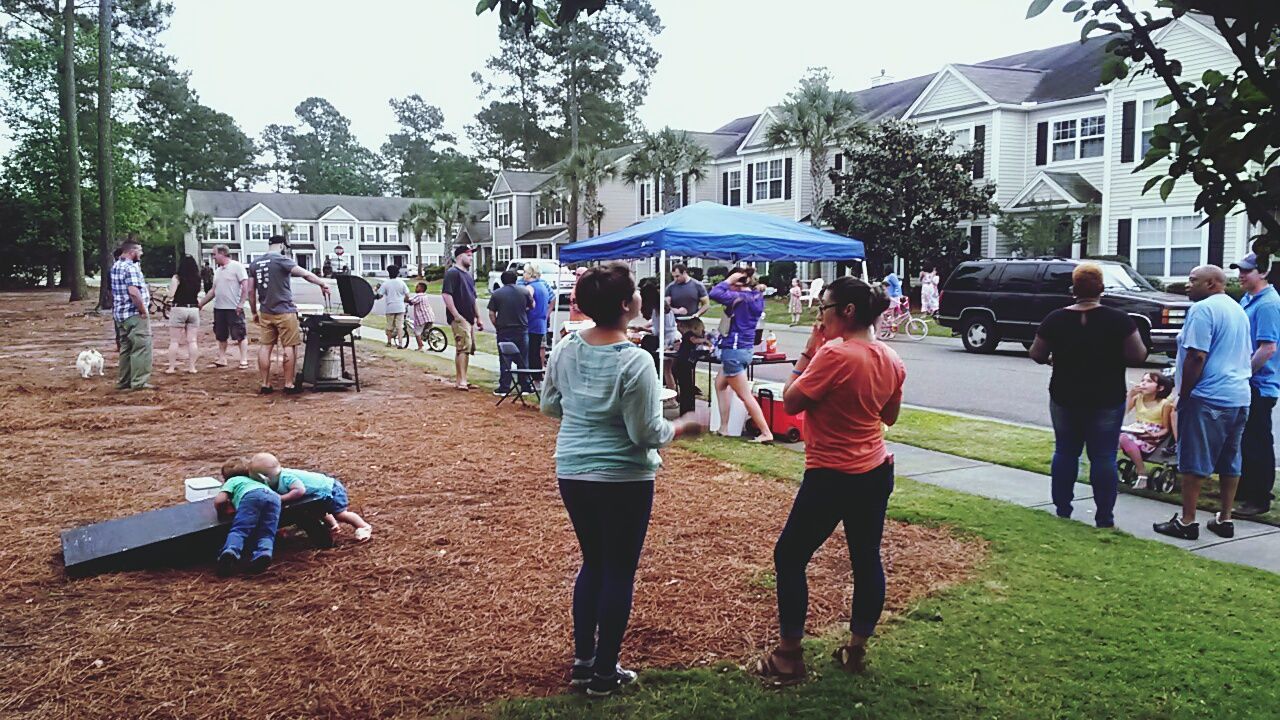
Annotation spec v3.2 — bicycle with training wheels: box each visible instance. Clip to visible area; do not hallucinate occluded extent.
[877,297,929,342]
[147,287,172,319]
[395,317,448,352]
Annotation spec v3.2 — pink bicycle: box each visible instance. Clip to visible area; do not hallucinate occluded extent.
[877,296,929,341]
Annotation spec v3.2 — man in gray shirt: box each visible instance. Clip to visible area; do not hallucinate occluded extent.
[665,263,709,317]
[247,235,330,395]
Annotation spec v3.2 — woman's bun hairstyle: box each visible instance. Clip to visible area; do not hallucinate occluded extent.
[824,276,891,328]
[576,263,635,326]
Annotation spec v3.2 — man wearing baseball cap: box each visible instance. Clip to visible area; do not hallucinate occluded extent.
[247,235,330,395]
[441,244,484,390]
[1232,252,1280,517]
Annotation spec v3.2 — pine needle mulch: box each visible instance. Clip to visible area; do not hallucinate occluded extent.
[0,291,983,717]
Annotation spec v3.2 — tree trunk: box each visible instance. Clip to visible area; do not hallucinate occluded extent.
[60,0,86,302]
[566,21,580,244]
[662,174,679,214]
[809,149,826,227]
[96,0,114,310]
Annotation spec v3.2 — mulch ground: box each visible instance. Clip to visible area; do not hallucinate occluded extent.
[0,290,984,718]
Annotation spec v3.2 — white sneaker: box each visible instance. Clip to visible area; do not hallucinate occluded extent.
[354,526,372,542]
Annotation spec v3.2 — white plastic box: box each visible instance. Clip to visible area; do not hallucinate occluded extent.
[185,476,222,502]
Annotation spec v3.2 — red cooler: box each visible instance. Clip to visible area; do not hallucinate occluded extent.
[755,387,805,443]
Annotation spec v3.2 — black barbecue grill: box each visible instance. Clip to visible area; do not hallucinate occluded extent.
[297,274,374,391]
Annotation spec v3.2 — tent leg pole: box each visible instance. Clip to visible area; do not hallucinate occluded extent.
[658,250,666,387]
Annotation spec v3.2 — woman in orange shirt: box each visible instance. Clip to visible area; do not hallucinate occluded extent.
[755,276,905,684]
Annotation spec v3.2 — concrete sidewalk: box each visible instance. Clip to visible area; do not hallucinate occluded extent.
[357,324,499,373]
[887,443,1280,573]
[361,320,1280,574]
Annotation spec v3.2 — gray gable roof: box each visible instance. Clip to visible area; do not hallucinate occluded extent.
[850,74,936,122]
[187,190,490,223]
[499,170,555,193]
[1044,171,1102,204]
[953,64,1046,104]
[714,114,760,135]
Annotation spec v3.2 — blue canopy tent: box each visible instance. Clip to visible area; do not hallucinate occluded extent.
[556,201,866,381]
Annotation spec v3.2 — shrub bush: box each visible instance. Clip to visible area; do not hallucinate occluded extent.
[707,273,726,287]
[770,260,797,293]
[422,264,446,281]
[688,266,704,281]
[706,265,729,279]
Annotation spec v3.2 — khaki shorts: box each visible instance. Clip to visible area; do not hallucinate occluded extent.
[258,312,302,347]
[168,306,200,328]
[450,317,475,354]
[386,312,405,339]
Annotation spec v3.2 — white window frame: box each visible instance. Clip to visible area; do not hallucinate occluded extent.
[752,158,786,202]
[209,222,233,242]
[728,170,741,206]
[495,200,512,228]
[536,200,565,226]
[1139,96,1173,159]
[496,246,513,263]
[327,225,350,244]
[949,127,972,154]
[1132,211,1205,278]
[1046,112,1106,164]
[361,254,384,274]
[387,227,399,243]
[287,225,310,246]
[640,179,656,216]
[247,223,274,243]
[363,226,381,244]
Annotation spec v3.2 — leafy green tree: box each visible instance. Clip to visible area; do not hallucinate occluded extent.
[1027,0,1280,257]
[996,200,1099,258]
[621,127,710,214]
[381,94,453,195]
[555,145,616,237]
[259,123,291,192]
[825,120,997,281]
[281,97,384,196]
[431,192,475,251]
[474,0,607,33]
[765,67,863,226]
[135,72,260,191]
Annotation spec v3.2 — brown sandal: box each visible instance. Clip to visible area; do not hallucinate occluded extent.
[832,643,867,674]
[753,647,806,686]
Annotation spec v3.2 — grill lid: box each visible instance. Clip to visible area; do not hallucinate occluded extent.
[336,274,375,318]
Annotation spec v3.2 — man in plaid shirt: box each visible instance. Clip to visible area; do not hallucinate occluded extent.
[111,240,153,390]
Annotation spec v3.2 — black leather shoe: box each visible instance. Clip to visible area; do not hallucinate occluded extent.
[1234,502,1271,518]
[1207,517,1235,539]
[1153,514,1199,540]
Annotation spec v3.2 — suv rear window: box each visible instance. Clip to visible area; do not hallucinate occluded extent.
[1042,264,1075,294]
[945,263,994,291]
[996,264,1040,292]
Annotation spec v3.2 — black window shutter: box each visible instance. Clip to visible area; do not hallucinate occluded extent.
[638,184,643,216]
[230,224,236,241]
[309,225,314,241]
[1035,122,1048,166]
[784,157,793,200]
[834,152,843,171]
[1120,101,1136,164]
[969,225,983,258]
[746,164,754,204]
[1208,218,1225,267]
[1117,218,1132,261]
[1079,218,1089,258]
[973,125,986,179]
[833,153,844,195]
[722,172,729,204]
[681,173,689,207]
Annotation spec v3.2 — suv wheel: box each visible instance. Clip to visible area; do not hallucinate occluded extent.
[961,315,1000,353]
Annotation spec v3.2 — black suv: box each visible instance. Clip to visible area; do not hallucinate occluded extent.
[937,258,1191,355]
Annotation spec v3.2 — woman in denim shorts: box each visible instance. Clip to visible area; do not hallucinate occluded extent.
[709,268,774,443]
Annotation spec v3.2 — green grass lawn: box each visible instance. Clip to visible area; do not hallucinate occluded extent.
[495,434,1280,719]
[361,313,499,356]
[700,295,818,327]
[888,407,1055,475]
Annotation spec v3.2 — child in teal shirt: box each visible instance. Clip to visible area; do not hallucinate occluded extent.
[250,452,372,542]
[212,456,281,577]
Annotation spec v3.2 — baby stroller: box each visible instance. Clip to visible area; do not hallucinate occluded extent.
[1117,430,1178,493]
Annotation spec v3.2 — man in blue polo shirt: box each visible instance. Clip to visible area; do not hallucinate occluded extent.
[1233,253,1280,517]
[1155,264,1252,541]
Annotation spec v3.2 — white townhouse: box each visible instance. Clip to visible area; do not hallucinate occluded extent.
[182,190,489,277]
[483,13,1256,282]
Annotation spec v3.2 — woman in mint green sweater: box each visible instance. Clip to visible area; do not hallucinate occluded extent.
[541,263,701,697]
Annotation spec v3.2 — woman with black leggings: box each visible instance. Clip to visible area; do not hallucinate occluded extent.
[541,263,701,697]
[756,276,905,684]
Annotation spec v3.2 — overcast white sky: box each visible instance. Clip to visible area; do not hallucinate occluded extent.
[0,0,1110,161]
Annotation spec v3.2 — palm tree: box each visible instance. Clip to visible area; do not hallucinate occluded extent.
[765,67,863,226]
[430,193,474,254]
[622,128,712,215]
[556,146,617,237]
[180,210,212,265]
[399,201,439,273]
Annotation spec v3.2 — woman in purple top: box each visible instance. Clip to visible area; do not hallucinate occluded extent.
[710,268,774,443]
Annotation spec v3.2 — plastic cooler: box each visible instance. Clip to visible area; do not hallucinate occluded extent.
[754,381,805,443]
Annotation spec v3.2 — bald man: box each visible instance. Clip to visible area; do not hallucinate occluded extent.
[1154,265,1253,541]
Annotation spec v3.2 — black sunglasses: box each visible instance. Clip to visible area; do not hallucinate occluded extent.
[817,301,849,313]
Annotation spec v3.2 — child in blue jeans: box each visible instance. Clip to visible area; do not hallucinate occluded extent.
[212,456,281,577]
[249,452,372,542]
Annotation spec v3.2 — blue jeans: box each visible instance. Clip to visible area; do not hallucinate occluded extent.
[1049,400,1124,527]
[222,489,281,561]
[1177,394,1248,478]
[497,328,532,393]
[558,479,654,674]
[775,463,894,640]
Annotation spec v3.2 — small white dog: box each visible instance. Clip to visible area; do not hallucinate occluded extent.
[76,349,105,378]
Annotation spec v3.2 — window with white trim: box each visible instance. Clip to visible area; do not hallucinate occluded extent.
[753,159,785,201]
[1140,99,1172,157]
[363,226,380,243]
[327,225,350,243]
[287,225,309,245]
[1051,115,1105,162]
[362,254,384,274]
[496,246,512,263]
[494,201,512,228]
[209,223,233,242]
[640,179,656,216]
[728,170,741,206]
[247,223,274,242]
[536,201,565,226]
[949,128,971,154]
[387,228,399,243]
[1134,214,1202,277]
